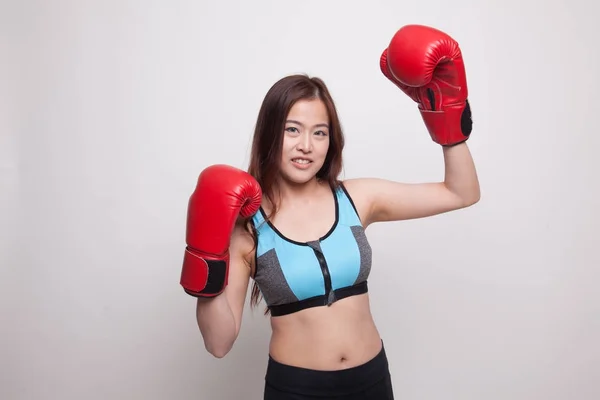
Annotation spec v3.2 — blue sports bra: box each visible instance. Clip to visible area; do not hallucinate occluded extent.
[250,183,372,317]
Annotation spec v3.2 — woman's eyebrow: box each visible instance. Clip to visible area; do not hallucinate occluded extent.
[285,119,329,129]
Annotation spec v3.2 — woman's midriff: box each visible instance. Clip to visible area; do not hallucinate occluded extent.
[268,293,383,371]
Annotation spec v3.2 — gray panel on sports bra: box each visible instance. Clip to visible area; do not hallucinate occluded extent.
[351,225,372,284]
[255,248,299,306]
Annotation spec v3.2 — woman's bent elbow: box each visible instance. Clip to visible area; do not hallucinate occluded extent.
[205,340,234,359]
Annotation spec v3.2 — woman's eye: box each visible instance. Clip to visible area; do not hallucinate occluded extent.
[285,127,299,133]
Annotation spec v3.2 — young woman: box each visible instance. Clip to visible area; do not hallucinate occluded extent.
[180,25,480,399]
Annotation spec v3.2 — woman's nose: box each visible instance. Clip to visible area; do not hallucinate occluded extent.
[297,132,312,152]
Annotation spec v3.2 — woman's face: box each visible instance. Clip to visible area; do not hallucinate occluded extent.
[279,98,331,186]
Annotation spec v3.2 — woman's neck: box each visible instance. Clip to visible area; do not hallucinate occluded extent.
[270,177,326,211]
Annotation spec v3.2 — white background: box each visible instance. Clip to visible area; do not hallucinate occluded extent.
[2,0,599,399]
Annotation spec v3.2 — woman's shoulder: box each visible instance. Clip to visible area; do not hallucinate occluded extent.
[339,178,375,226]
[339,178,371,202]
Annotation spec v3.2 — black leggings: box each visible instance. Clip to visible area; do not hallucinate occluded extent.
[263,342,394,399]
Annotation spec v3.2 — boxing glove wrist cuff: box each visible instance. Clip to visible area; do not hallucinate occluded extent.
[180,247,229,297]
[421,100,472,146]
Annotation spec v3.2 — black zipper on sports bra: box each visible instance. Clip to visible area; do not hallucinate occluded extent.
[312,248,334,306]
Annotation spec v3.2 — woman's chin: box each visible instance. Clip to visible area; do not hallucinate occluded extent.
[278,160,326,186]
[280,170,317,186]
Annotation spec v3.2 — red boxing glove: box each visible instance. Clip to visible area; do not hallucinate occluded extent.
[380,24,472,146]
[180,164,262,297]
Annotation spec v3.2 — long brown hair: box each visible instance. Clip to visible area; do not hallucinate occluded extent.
[244,74,346,312]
